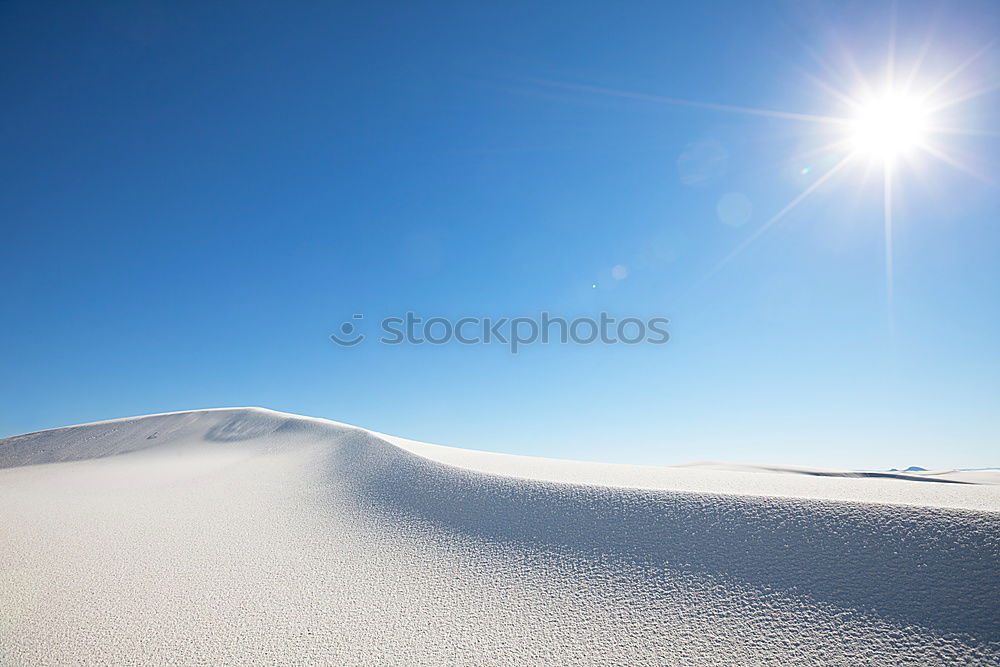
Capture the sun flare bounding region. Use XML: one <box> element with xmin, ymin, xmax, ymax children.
<box><xmin>850</xmin><ymin>92</ymin><xmax>929</xmax><ymax>161</ymax></box>
<box><xmin>542</xmin><ymin>30</ymin><xmax>995</xmax><ymax>315</ymax></box>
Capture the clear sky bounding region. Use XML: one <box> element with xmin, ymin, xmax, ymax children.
<box><xmin>2</xmin><ymin>1</ymin><xmax>997</xmax><ymax>469</ymax></box>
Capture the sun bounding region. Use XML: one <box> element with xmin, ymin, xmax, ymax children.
<box><xmin>538</xmin><ymin>30</ymin><xmax>994</xmax><ymax>310</ymax></box>
<box><xmin>849</xmin><ymin>92</ymin><xmax>929</xmax><ymax>161</ymax></box>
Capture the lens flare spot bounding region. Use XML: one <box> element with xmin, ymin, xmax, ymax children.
<box><xmin>717</xmin><ymin>192</ymin><xmax>753</xmax><ymax>227</ymax></box>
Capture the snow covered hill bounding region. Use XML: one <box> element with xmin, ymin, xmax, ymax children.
<box><xmin>1</xmin><ymin>408</ymin><xmax>997</xmax><ymax>665</ymax></box>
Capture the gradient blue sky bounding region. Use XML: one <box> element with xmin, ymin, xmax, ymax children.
<box><xmin>2</xmin><ymin>1</ymin><xmax>997</xmax><ymax>469</ymax></box>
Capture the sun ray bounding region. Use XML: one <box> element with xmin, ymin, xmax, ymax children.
<box><xmin>885</xmin><ymin>1</ymin><xmax>898</xmax><ymax>91</ymax></box>
<box><xmin>918</xmin><ymin>143</ymin><xmax>998</xmax><ymax>187</ymax></box>
<box><xmin>925</xmin><ymin>79</ymin><xmax>1000</xmax><ymax>114</ymax></box>
<box><xmin>706</xmin><ymin>154</ymin><xmax>854</xmax><ymax>277</ymax></box>
<box><xmin>792</xmin><ymin>26</ymin><xmax>871</xmax><ymax>109</ymax></box>
<box><xmin>777</xmin><ymin>138</ymin><xmax>855</xmax><ymax>177</ymax></box>
<box><xmin>791</xmin><ymin>137</ymin><xmax>855</xmax><ymax>163</ymax></box>
<box><xmin>902</xmin><ymin>17</ymin><xmax>938</xmax><ymax>95</ymax></box>
<box><xmin>922</xmin><ymin>38</ymin><xmax>997</xmax><ymax>101</ymax></box>
<box><xmin>820</xmin><ymin>29</ymin><xmax>878</xmax><ymax>103</ymax></box>
<box><xmin>800</xmin><ymin>69</ymin><xmax>862</xmax><ymax>111</ymax></box>
<box><xmin>883</xmin><ymin>163</ymin><xmax>897</xmax><ymax>339</ymax></box>
<box><xmin>883</xmin><ymin>163</ymin><xmax>894</xmax><ymax>306</ymax></box>
<box><xmin>526</xmin><ymin>78</ymin><xmax>852</xmax><ymax>126</ymax></box>
<box><xmin>859</xmin><ymin>153</ymin><xmax>879</xmax><ymax>187</ymax></box>
<box><xmin>924</xmin><ymin>126</ymin><xmax>1000</xmax><ymax>138</ymax></box>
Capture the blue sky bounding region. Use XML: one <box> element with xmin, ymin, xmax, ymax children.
<box><xmin>2</xmin><ymin>1</ymin><xmax>997</xmax><ymax>469</ymax></box>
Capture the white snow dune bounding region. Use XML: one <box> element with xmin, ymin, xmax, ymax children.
<box><xmin>0</xmin><ymin>408</ymin><xmax>997</xmax><ymax>665</ymax></box>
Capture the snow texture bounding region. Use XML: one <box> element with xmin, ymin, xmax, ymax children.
<box><xmin>1</xmin><ymin>407</ymin><xmax>998</xmax><ymax>665</ymax></box>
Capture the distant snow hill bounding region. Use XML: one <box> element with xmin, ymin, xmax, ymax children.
<box><xmin>1</xmin><ymin>408</ymin><xmax>998</xmax><ymax>665</ymax></box>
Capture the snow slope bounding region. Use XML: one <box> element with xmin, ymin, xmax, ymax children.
<box><xmin>1</xmin><ymin>408</ymin><xmax>998</xmax><ymax>665</ymax></box>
